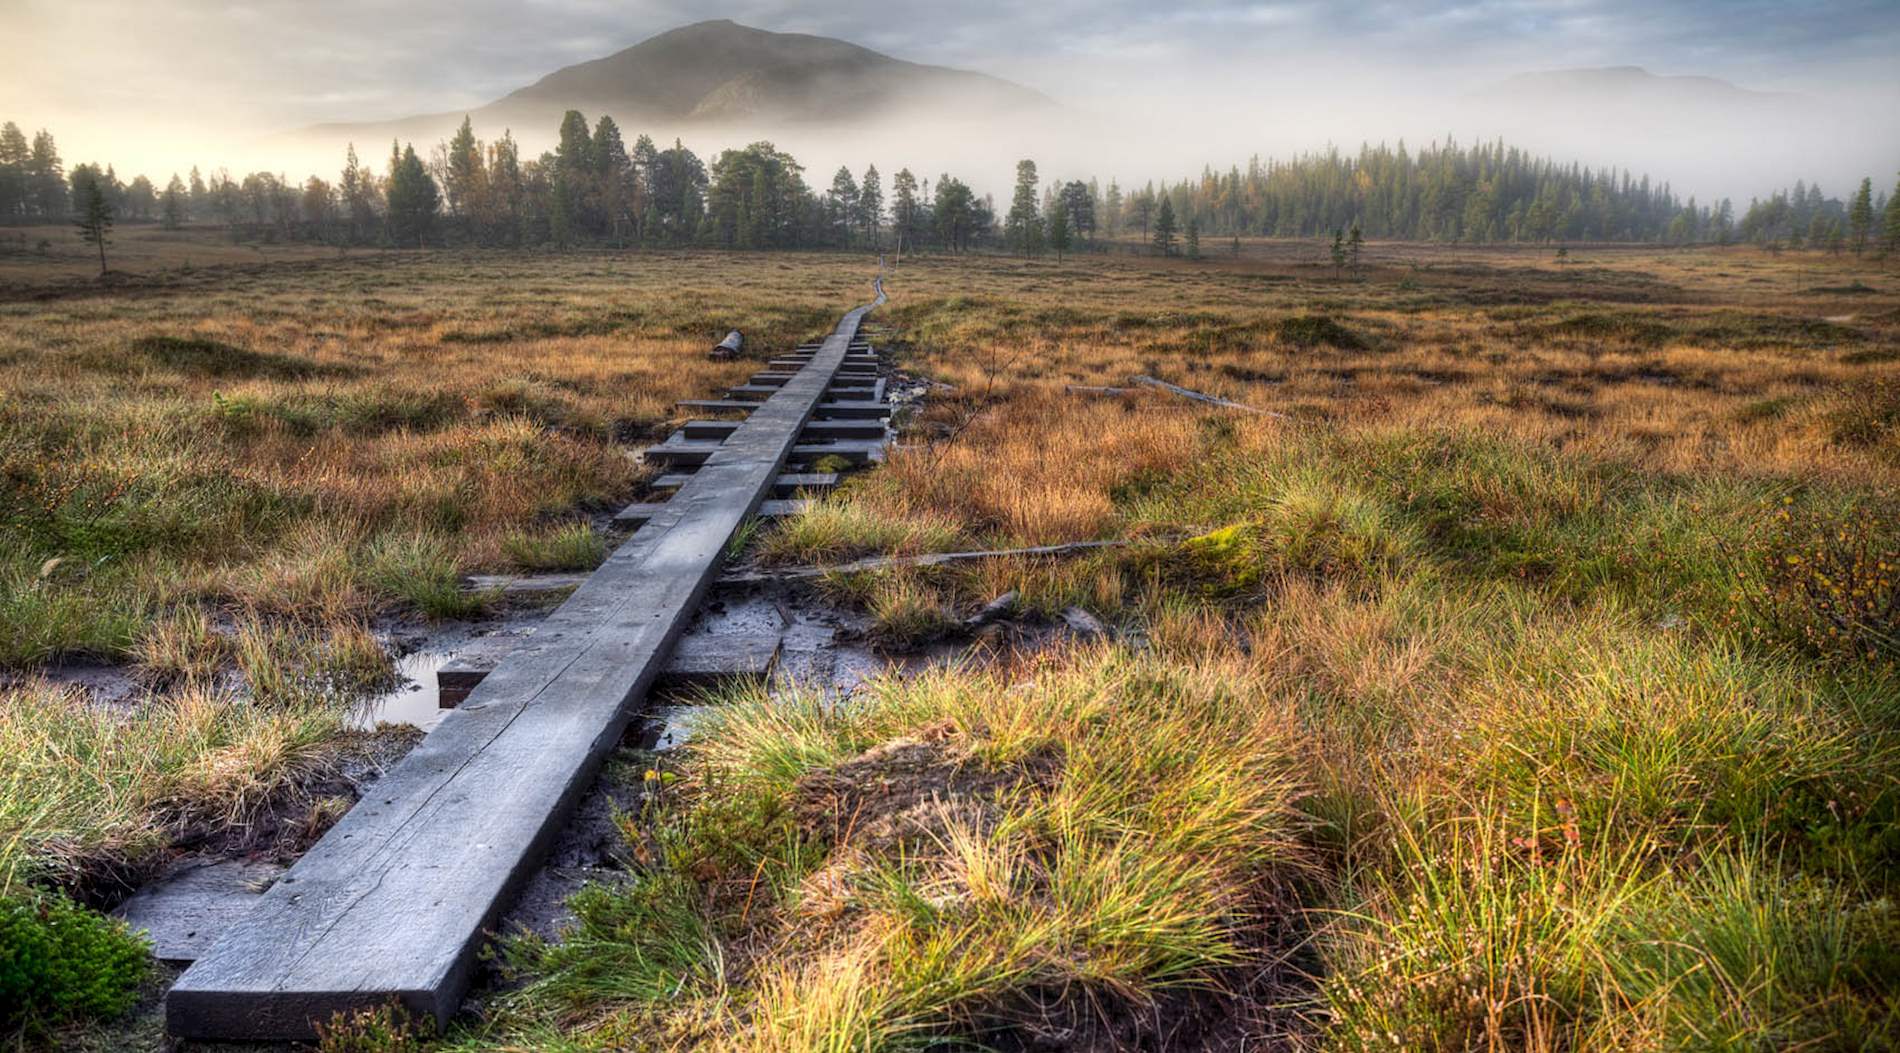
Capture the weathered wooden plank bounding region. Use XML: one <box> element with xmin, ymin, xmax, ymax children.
<box><xmin>685</xmin><ymin>419</ymin><xmax>885</xmax><ymax>441</ymax></box>
<box><xmin>651</xmin><ymin>471</ymin><xmax>838</xmax><ymax>495</ymax></box>
<box><xmin>167</xmin><ymin>283</ymin><xmax>885</xmax><ymax>1041</ymax></box>
<box><xmin>677</xmin><ymin>398</ymin><xmax>762</xmax><ymax>413</ymax></box>
<box><xmin>442</xmin><ymin>632</ymin><xmax>785</xmax><ymax>702</ymax></box>
<box><xmin>614</xmin><ymin>496</ymin><xmax>809</xmax><ymax>527</ymax></box>
<box><xmin>646</xmin><ymin>440</ymin><xmax>883</xmax><ymax>469</ymax></box>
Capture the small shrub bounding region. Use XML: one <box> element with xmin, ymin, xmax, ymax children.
<box><xmin>313</xmin><ymin>1000</ymin><xmax>433</xmax><ymax>1052</ymax></box>
<box><xmin>1828</xmin><ymin>377</ymin><xmax>1899</xmax><ymax>453</ymax></box>
<box><xmin>0</xmin><ymin>886</ymin><xmax>150</xmax><ymax>1030</ymax></box>
<box><xmin>1275</xmin><ymin>314</ymin><xmax>1366</xmax><ymax>350</ymax></box>
<box><xmin>1737</xmin><ymin>499</ymin><xmax>1898</xmax><ymax>667</ymax></box>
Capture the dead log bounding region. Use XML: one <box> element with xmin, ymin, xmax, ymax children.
<box><xmin>1131</xmin><ymin>375</ymin><xmax>1289</xmax><ymax>418</ymax></box>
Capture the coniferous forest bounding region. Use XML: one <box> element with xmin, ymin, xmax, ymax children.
<box><xmin>3</xmin><ymin>113</ymin><xmax>1897</xmax><ymax>256</ymax></box>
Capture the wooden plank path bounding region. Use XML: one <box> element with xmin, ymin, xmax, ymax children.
<box><xmin>166</xmin><ymin>277</ymin><xmax>889</xmax><ymax>1041</ymax></box>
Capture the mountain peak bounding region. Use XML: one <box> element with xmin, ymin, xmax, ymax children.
<box><xmin>493</xmin><ymin>19</ymin><xmax>1048</xmax><ymax>126</ymax></box>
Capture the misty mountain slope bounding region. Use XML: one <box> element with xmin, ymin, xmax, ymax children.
<box><xmin>1477</xmin><ymin>66</ymin><xmax>1804</xmax><ymax>108</ymax></box>
<box><xmin>313</xmin><ymin>19</ymin><xmax>1051</xmax><ymax>140</ymax></box>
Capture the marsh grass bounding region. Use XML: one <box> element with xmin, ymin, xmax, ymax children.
<box><xmin>487</xmin><ymin>243</ymin><xmax>1899</xmax><ymax>1050</ymax></box>
<box><xmin>0</xmin><ymin>681</ymin><xmax>348</xmax><ymax>891</ymax></box>
<box><xmin>477</xmin><ymin>650</ymin><xmax>1307</xmax><ymax>1049</ymax></box>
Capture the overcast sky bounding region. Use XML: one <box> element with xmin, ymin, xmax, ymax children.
<box><xmin>9</xmin><ymin>0</ymin><xmax>1897</xmax><ymax>126</ymax></box>
<box><xmin>4</xmin><ymin>0</ymin><xmax>1896</xmax><ymax>200</ymax></box>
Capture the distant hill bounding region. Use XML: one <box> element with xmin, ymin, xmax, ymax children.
<box><xmin>309</xmin><ymin>19</ymin><xmax>1052</xmax><ymax>141</ymax></box>
<box><xmin>1472</xmin><ymin>66</ymin><xmax>1805</xmax><ymax>113</ymax></box>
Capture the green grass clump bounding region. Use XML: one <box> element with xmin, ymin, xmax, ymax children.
<box><xmin>758</xmin><ymin>494</ymin><xmax>963</xmax><ymax>565</ymax></box>
<box><xmin>1318</xmin><ymin>828</ymin><xmax>1896</xmax><ymax>1050</ymax></box>
<box><xmin>362</xmin><ymin>532</ymin><xmax>494</xmax><ymax>620</ymax></box>
<box><xmin>502</xmin><ymin>522</ymin><xmax>607</xmax><ymax>572</ymax></box>
<box><xmin>0</xmin><ymin>557</ymin><xmax>143</xmax><ymax>668</ymax></box>
<box><xmin>0</xmin><ymin>886</ymin><xmax>149</xmax><ymax>1033</ymax></box>
<box><xmin>0</xmin><ymin>681</ymin><xmax>346</xmax><ymax>887</ymax></box>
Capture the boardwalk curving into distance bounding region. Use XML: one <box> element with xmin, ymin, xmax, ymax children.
<box><xmin>166</xmin><ymin>276</ymin><xmax>890</xmax><ymax>1041</ymax></box>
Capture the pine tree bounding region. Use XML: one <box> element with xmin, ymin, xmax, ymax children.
<box><xmin>1346</xmin><ymin>223</ymin><xmax>1364</xmax><ymax>272</ymax></box>
<box><xmin>1048</xmin><ymin>203</ymin><xmax>1071</xmax><ymax>261</ymax></box>
<box><xmin>891</xmin><ymin>168</ymin><xmax>920</xmax><ymax>256</ymax></box>
<box><xmin>72</xmin><ymin>173</ymin><xmax>112</xmax><ymax>275</ymax></box>
<box><xmin>1151</xmin><ymin>196</ymin><xmax>1177</xmax><ymax>256</ymax></box>
<box><xmin>1006</xmin><ymin>159</ymin><xmax>1041</xmax><ymax>256</ymax></box>
<box><xmin>1329</xmin><ymin>228</ymin><xmax>1346</xmax><ymax>276</ymax></box>
<box><xmin>26</xmin><ymin>129</ymin><xmax>64</xmax><ymax>220</ymax></box>
<box><xmin>1848</xmin><ymin>177</ymin><xmax>1874</xmax><ymax>256</ymax></box>
<box><xmin>858</xmin><ymin>165</ymin><xmax>882</xmax><ymax>250</ymax></box>
<box><xmin>444</xmin><ymin>116</ymin><xmax>488</xmax><ymax>239</ymax></box>
<box><xmin>594</xmin><ymin>115</ymin><xmax>630</xmax><ymax>243</ymax></box>
<box><xmin>1885</xmin><ymin>173</ymin><xmax>1900</xmax><ymax>255</ymax></box>
<box><xmin>385</xmin><ymin>143</ymin><xmax>438</xmax><ymax>248</ymax></box>
<box><xmin>160</xmin><ymin>174</ymin><xmax>185</xmax><ymax>229</ymax></box>
<box><xmin>1184</xmin><ymin>215</ymin><xmax>1200</xmax><ymax>258</ymax></box>
<box><xmin>0</xmin><ymin>122</ymin><xmax>26</xmax><ymax>221</ymax></box>
<box><xmin>828</xmin><ymin>166</ymin><xmax>858</xmax><ymax>248</ymax></box>
<box><xmin>1103</xmin><ymin>179</ymin><xmax>1123</xmax><ymax>238</ymax></box>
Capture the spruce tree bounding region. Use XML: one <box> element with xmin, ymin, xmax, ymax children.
<box><xmin>161</xmin><ymin>174</ymin><xmax>185</xmax><ymax>229</ymax></box>
<box><xmin>891</xmin><ymin>168</ymin><xmax>919</xmax><ymax>256</ymax></box>
<box><xmin>73</xmin><ymin>175</ymin><xmax>112</xmax><ymax>275</ymax></box>
<box><xmin>1848</xmin><ymin>177</ymin><xmax>1874</xmax><ymax>256</ymax></box>
<box><xmin>858</xmin><ymin>165</ymin><xmax>882</xmax><ymax>250</ymax></box>
<box><xmin>1151</xmin><ymin>196</ymin><xmax>1177</xmax><ymax>256</ymax></box>
<box><xmin>1885</xmin><ymin>173</ymin><xmax>1900</xmax><ymax>255</ymax></box>
<box><xmin>828</xmin><ymin>166</ymin><xmax>858</xmax><ymax>248</ymax></box>
<box><xmin>385</xmin><ymin>143</ymin><xmax>438</xmax><ymax>248</ymax></box>
<box><xmin>1048</xmin><ymin>204</ymin><xmax>1071</xmax><ymax>261</ymax></box>
<box><xmin>1184</xmin><ymin>216</ymin><xmax>1199</xmax><ymax>259</ymax></box>
<box><xmin>1346</xmin><ymin>223</ymin><xmax>1364</xmax><ymax>272</ymax></box>
<box><xmin>1006</xmin><ymin>159</ymin><xmax>1041</xmax><ymax>256</ymax></box>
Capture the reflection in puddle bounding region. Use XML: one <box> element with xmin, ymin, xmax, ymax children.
<box><xmin>350</xmin><ymin>648</ymin><xmax>453</xmax><ymax>732</ymax></box>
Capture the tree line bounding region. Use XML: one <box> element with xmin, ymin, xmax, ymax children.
<box><xmin>7</xmin><ymin>116</ymin><xmax>1899</xmax><ymax>259</ymax></box>
<box><xmin>1052</xmin><ymin>140</ymin><xmax>1900</xmax><ymax>252</ymax></box>
<box><xmin>0</xmin><ymin>114</ymin><xmax>1004</xmax><ymax>255</ymax></box>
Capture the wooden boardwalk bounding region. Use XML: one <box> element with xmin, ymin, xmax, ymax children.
<box><xmin>166</xmin><ymin>278</ymin><xmax>889</xmax><ymax>1041</ymax></box>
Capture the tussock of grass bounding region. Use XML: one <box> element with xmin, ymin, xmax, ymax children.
<box><xmin>502</xmin><ymin>522</ymin><xmax>607</xmax><ymax>572</ymax></box>
<box><xmin>481</xmin><ymin>649</ymin><xmax>1306</xmax><ymax>1048</ymax></box>
<box><xmin>363</xmin><ymin>531</ymin><xmax>494</xmax><ymax>620</ymax></box>
<box><xmin>757</xmin><ymin>494</ymin><xmax>963</xmax><ymax>565</ymax></box>
<box><xmin>0</xmin><ymin>681</ymin><xmax>346</xmax><ymax>889</ymax></box>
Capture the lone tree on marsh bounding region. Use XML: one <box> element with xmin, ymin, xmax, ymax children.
<box><xmin>1151</xmin><ymin>196</ymin><xmax>1177</xmax><ymax>256</ymax></box>
<box><xmin>1184</xmin><ymin>215</ymin><xmax>1200</xmax><ymax>259</ymax></box>
<box><xmin>1347</xmin><ymin>223</ymin><xmax>1364</xmax><ymax>272</ymax></box>
<box><xmin>1006</xmin><ymin>159</ymin><xmax>1042</xmax><ymax>257</ymax></box>
<box><xmin>73</xmin><ymin>173</ymin><xmax>112</xmax><ymax>275</ymax></box>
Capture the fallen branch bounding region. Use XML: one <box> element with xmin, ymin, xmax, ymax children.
<box><xmin>1065</xmin><ymin>384</ymin><xmax>1135</xmax><ymax>396</ymax></box>
<box><xmin>1131</xmin><ymin>375</ymin><xmax>1289</xmax><ymax>419</ymax></box>
<box><xmin>721</xmin><ymin>539</ymin><xmax>1135</xmax><ymax>584</ymax></box>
